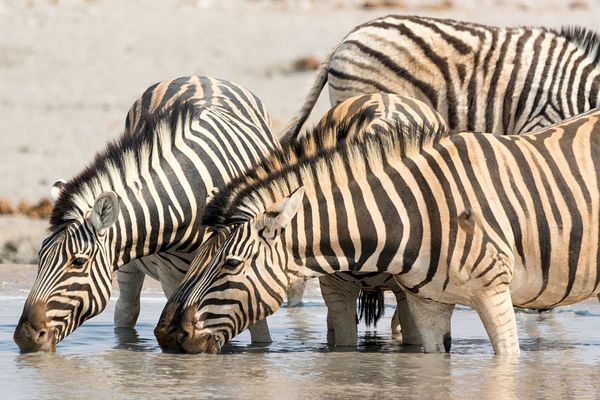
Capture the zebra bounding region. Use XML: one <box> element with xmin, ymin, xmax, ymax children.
<box><xmin>153</xmin><ymin>103</ymin><xmax>600</xmax><ymax>355</ymax></box>
<box><xmin>283</xmin><ymin>15</ymin><xmax>600</xmax><ymax>140</ymax></box>
<box><xmin>153</xmin><ymin>93</ymin><xmax>447</xmax><ymax>351</ymax></box>
<box><xmin>281</xmin><ymin>15</ymin><xmax>600</xmax><ymax>336</ymax></box>
<box><xmin>153</xmin><ymin>93</ymin><xmax>449</xmax><ymax>352</ymax></box>
<box><xmin>13</xmin><ymin>76</ymin><xmax>281</xmax><ymax>352</ymax></box>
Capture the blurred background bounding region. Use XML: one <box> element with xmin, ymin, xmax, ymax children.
<box><xmin>0</xmin><ymin>0</ymin><xmax>598</xmax><ymax>263</ymax></box>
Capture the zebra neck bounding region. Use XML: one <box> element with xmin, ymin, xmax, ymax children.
<box><xmin>284</xmin><ymin>178</ymin><xmax>419</xmax><ymax>279</ymax></box>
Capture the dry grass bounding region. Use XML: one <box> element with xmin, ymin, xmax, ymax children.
<box><xmin>0</xmin><ymin>198</ymin><xmax>53</xmax><ymax>219</ymax></box>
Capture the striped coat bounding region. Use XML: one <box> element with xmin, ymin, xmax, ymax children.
<box><xmin>283</xmin><ymin>15</ymin><xmax>600</xmax><ymax>340</ymax></box>
<box><xmin>152</xmin><ymin>106</ymin><xmax>600</xmax><ymax>354</ymax></box>
<box><xmin>283</xmin><ymin>15</ymin><xmax>600</xmax><ymax>139</ymax></box>
<box><xmin>13</xmin><ymin>76</ymin><xmax>280</xmax><ymax>352</ymax></box>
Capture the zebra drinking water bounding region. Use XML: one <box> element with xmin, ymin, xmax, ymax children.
<box><xmin>13</xmin><ymin>76</ymin><xmax>280</xmax><ymax>352</ymax></box>
<box><xmin>155</xmin><ymin>103</ymin><xmax>600</xmax><ymax>355</ymax></box>
<box><xmin>153</xmin><ymin>93</ymin><xmax>447</xmax><ymax>350</ymax></box>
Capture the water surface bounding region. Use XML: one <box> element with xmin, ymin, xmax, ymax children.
<box><xmin>1</xmin><ymin>294</ymin><xmax>600</xmax><ymax>399</ymax></box>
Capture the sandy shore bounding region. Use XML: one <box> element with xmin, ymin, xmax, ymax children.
<box><xmin>1</xmin><ymin>0</ymin><xmax>599</xmax><ymax>264</ymax></box>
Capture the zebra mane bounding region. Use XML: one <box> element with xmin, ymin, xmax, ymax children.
<box><xmin>558</xmin><ymin>26</ymin><xmax>600</xmax><ymax>64</ymax></box>
<box><xmin>203</xmin><ymin>115</ymin><xmax>447</xmax><ymax>228</ymax></box>
<box><xmin>49</xmin><ymin>101</ymin><xmax>196</xmax><ymax>231</ymax></box>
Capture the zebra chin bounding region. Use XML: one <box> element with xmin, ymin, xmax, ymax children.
<box><xmin>154</xmin><ymin>303</ymin><xmax>226</xmax><ymax>354</ymax></box>
<box><xmin>177</xmin><ymin>330</ymin><xmax>223</xmax><ymax>354</ymax></box>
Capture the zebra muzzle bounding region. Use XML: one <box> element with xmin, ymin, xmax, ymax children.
<box><xmin>178</xmin><ymin>330</ymin><xmax>221</xmax><ymax>354</ymax></box>
<box><xmin>13</xmin><ymin>301</ymin><xmax>56</xmax><ymax>353</ymax></box>
<box><xmin>176</xmin><ymin>306</ymin><xmax>221</xmax><ymax>354</ymax></box>
<box><xmin>154</xmin><ymin>302</ymin><xmax>182</xmax><ymax>353</ymax></box>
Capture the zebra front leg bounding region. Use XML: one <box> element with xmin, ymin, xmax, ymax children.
<box><xmin>472</xmin><ymin>289</ymin><xmax>519</xmax><ymax>354</ymax></box>
<box><xmin>114</xmin><ymin>262</ymin><xmax>146</xmax><ymax>328</ymax></box>
<box><xmin>320</xmin><ymin>275</ymin><xmax>361</xmax><ymax>346</ymax></box>
<box><xmin>405</xmin><ymin>292</ymin><xmax>454</xmax><ymax>353</ymax></box>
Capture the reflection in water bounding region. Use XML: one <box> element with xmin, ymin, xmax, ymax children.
<box><xmin>2</xmin><ymin>297</ymin><xmax>600</xmax><ymax>399</ymax></box>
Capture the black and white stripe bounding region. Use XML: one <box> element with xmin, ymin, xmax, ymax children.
<box><xmin>14</xmin><ymin>76</ymin><xmax>280</xmax><ymax>350</ymax></box>
<box><xmin>159</xmin><ymin>102</ymin><xmax>600</xmax><ymax>354</ymax></box>
<box><xmin>154</xmin><ymin>94</ymin><xmax>449</xmax><ymax>353</ymax></box>
<box><xmin>283</xmin><ymin>15</ymin><xmax>600</xmax><ymax>140</ymax></box>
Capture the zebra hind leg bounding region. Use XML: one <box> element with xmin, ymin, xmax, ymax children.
<box><xmin>248</xmin><ymin>319</ymin><xmax>273</xmax><ymax>343</ymax></box>
<box><xmin>320</xmin><ymin>275</ymin><xmax>361</xmax><ymax>346</ymax></box>
<box><xmin>405</xmin><ymin>292</ymin><xmax>454</xmax><ymax>353</ymax></box>
<box><xmin>114</xmin><ymin>262</ymin><xmax>146</xmax><ymax>328</ymax></box>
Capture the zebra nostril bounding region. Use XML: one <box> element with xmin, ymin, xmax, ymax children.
<box><xmin>177</xmin><ymin>330</ymin><xmax>189</xmax><ymax>342</ymax></box>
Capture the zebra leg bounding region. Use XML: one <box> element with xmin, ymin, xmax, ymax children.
<box><xmin>326</xmin><ymin>310</ymin><xmax>335</xmax><ymax>345</ymax></box>
<box><xmin>248</xmin><ymin>319</ymin><xmax>272</xmax><ymax>343</ymax></box>
<box><xmin>286</xmin><ymin>280</ymin><xmax>306</xmax><ymax>307</ymax></box>
<box><xmin>405</xmin><ymin>292</ymin><xmax>454</xmax><ymax>353</ymax></box>
<box><xmin>320</xmin><ymin>275</ymin><xmax>361</xmax><ymax>346</ymax></box>
<box><xmin>391</xmin><ymin>289</ymin><xmax>421</xmax><ymax>345</ymax></box>
<box><xmin>114</xmin><ymin>262</ymin><xmax>146</xmax><ymax>328</ymax></box>
<box><xmin>472</xmin><ymin>289</ymin><xmax>520</xmax><ymax>354</ymax></box>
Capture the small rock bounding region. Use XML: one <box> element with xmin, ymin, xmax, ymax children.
<box><xmin>0</xmin><ymin>237</ymin><xmax>39</xmax><ymax>264</ymax></box>
<box><xmin>362</xmin><ymin>0</ymin><xmax>405</xmax><ymax>9</ymax></box>
<box><xmin>26</xmin><ymin>198</ymin><xmax>53</xmax><ymax>219</ymax></box>
<box><xmin>292</xmin><ymin>56</ymin><xmax>321</xmax><ymax>72</ymax></box>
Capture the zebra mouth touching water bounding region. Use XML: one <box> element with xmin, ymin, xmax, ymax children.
<box><xmin>154</xmin><ymin>302</ymin><xmax>224</xmax><ymax>354</ymax></box>
<box><xmin>13</xmin><ymin>301</ymin><xmax>57</xmax><ymax>353</ymax></box>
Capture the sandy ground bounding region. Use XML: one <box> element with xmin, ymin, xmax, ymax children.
<box><xmin>1</xmin><ymin>0</ymin><xmax>599</xmax><ymax>265</ymax></box>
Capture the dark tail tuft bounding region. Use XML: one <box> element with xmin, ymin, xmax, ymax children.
<box><xmin>357</xmin><ymin>289</ymin><xmax>385</xmax><ymax>327</ymax></box>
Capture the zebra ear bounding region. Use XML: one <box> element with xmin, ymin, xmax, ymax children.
<box><xmin>50</xmin><ymin>179</ymin><xmax>67</xmax><ymax>204</ymax></box>
<box><xmin>266</xmin><ymin>187</ymin><xmax>305</xmax><ymax>230</ymax></box>
<box><xmin>88</xmin><ymin>191</ymin><xmax>120</xmax><ymax>234</ymax></box>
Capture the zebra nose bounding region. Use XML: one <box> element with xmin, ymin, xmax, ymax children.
<box><xmin>154</xmin><ymin>302</ymin><xmax>183</xmax><ymax>352</ymax></box>
<box><xmin>13</xmin><ymin>301</ymin><xmax>55</xmax><ymax>353</ymax></box>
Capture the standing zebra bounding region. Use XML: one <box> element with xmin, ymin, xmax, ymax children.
<box><xmin>13</xmin><ymin>76</ymin><xmax>280</xmax><ymax>352</ymax></box>
<box><xmin>282</xmin><ymin>15</ymin><xmax>600</xmax><ymax>335</ymax></box>
<box><xmin>153</xmin><ymin>93</ymin><xmax>448</xmax><ymax>352</ymax></box>
<box><xmin>155</xmin><ymin>105</ymin><xmax>600</xmax><ymax>355</ymax></box>
<box><xmin>284</xmin><ymin>15</ymin><xmax>600</xmax><ymax>140</ymax></box>
<box><xmin>153</xmin><ymin>93</ymin><xmax>447</xmax><ymax>351</ymax></box>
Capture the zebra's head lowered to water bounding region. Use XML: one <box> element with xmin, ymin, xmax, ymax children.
<box><xmin>14</xmin><ymin>102</ymin><xmax>209</xmax><ymax>352</ymax></box>
<box><xmin>155</xmin><ymin>187</ymin><xmax>306</xmax><ymax>354</ymax></box>
<box><xmin>14</xmin><ymin>187</ymin><xmax>121</xmax><ymax>352</ymax></box>
<box><xmin>154</xmin><ymin>104</ymin><xmax>449</xmax><ymax>353</ymax></box>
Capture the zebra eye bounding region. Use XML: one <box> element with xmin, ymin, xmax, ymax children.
<box><xmin>71</xmin><ymin>257</ymin><xmax>88</xmax><ymax>268</ymax></box>
<box><xmin>222</xmin><ymin>259</ymin><xmax>243</xmax><ymax>270</ymax></box>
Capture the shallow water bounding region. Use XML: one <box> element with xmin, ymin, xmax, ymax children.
<box><xmin>2</xmin><ymin>294</ymin><xmax>600</xmax><ymax>399</ymax></box>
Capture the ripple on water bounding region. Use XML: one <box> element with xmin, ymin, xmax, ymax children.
<box><xmin>2</xmin><ymin>297</ymin><xmax>600</xmax><ymax>399</ymax></box>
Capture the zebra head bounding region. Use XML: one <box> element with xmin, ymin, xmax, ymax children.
<box><xmin>14</xmin><ymin>182</ymin><xmax>121</xmax><ymax>352</ymax></box>
<box><xmin>155</xmin><ymin>187</ymin><xmax>305</xmax><ymax>354</ymax></box>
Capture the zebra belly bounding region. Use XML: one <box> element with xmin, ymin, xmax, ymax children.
<box><xmin>510</xmin><ymin>259</ymin><xmax>600</xmax><ymax>308</ymax></box>
<box><xmin>131</xmin><ymin>251</ymin><xmax>195</xmax><ymax>290</ymax></box>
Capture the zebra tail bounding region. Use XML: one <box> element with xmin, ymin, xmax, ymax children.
<box><xmin>357</xmin><ymin>289</ymin><xmax>385</xmax><ymax>328</ymax></box>
<box><xmin>279</xmin><ymin>49</ymin><xmax>334</xmax><ymax>143</ymax></box>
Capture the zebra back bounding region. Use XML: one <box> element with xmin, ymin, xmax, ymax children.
<box><xmin>283</xmin><ymin>15</ymin><xmax>600</xmax><ymax>139</ymax></box>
